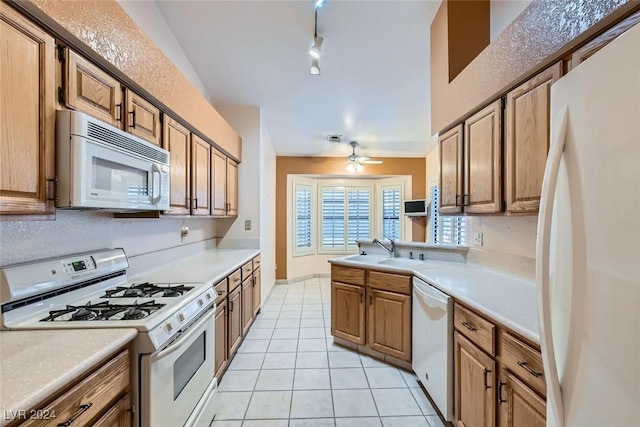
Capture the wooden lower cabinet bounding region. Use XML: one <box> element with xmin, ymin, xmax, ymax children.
<box><xmin>454</xmin><ymin>331</ymin><xmax>495</xmax><ymax>427</ymax></box>
<box><xmin>331</xmin><ymin>281</ymin><xmax>366</xmax><ymax>345</ymax></box>
<box><xmin>241</xmin><ymin>277</ymin><xmax>254</xmax><ymax>335</ymax></box>
<box><xmin>498</xmin><ymin>370</ymin><xmax>546</xmax><ymax>427</ymax></box>
<box><xmin>228</xmin><ymin>286</ymin><xmax>242</xmax><ymax>355</ymax></box>
<box><xmin>367</xmin><ymin>288</ymin><xmax>411</xmax><ymax>361</ymax></box>
<box><xmin>252</xmin><ymin>267</ymin><xmax>261</xmax><ymax>317</ymax></box>
<box><xmin>92</xmin><ymin>394</ymin><xmax>132</xmax><ymax>427</ymax></box>
<box><xmin>215</xmin><ymin>299</ymin><xmax>228</xmax><ymax>379</ymax></box>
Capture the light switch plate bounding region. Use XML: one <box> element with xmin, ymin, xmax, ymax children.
<box><xmin>473</xmin><ymin>232</ymin><xmax>483</xmax><ymax>246</ymax></box>
<box><xmin>244</xmin><ymin>220</ymin><xmax>251</xmax><ymax>231</ymax></box>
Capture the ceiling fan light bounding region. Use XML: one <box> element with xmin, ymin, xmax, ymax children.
<box><xmin>347</xmin><ymin>162</ymin><xmax>361</xmax><ymax>173</ymax></box>
<box><xmin>310</xmin><ymin>57</ymin><xmax>320</xmax><ymax>75</ymax></box>
<box><xmin>309</xmin><ymin>36</ymin><xmax>324</xmax><ymax>59</ymax></box>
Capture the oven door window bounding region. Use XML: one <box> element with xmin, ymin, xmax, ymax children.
<box><xmin>174</xmin><ymin>331</ymin><xmax>206</xmax><ymax>400</ymax></box>
<box><xmin>92</xmin><ymin>157</ymin><xmax>150</xmax><ymax>203</ymax></box>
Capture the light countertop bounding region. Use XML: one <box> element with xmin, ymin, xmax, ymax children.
<box><xmin>0</xmin><ymin>328</ymin><xmax>137</xmax><ymax>426</ymax></box>
<box><xmin>329</xmin><ymin>255</ymin><xmax>539</xmax><ymax>344</ymax></box>
<box><xmin>131</xmin><ymin>248</ymin><xmax>260</xmax><ymax>285</ymax></box>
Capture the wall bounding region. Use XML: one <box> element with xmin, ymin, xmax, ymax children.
<box><xmin>116</xmin><ymin>0</ymin><xmax>211</xmax><ymax>103</ymax></box>
<box><xmin>490</xmin><ymin>0</ymin><xmax>533</xmax><ymax>42</ymax></box>
<box><xmin>275</xmin><ymin>157</ymin><xmax>426</xmax><ymax>280</ymax></box>
<box><xmin>259</xmin><ymin>116</ymin><xmax>277</xmax><ymax>301</ymax></box>
<box><xmin>431</xmin><ymin>0</ymin><xmax>637</xmax><ymax>132</ymax></box>
<box><xmin>0</xmin><ymin>212</ymin><xmax>219</xmax><ymax>274</ymax></box>
<box><xmin>425</xmin><ymin>146</ymin><xmax>536</xmax><ymax>259</ymax></box>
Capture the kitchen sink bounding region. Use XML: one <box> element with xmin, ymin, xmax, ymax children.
<box><xmin>377</xmin><ymin>257</ymin><xmax>425</xmax><ymax>267</ymax></box>
<box><xmin>343</xmin><ymin>254</ymin><xmax>385</xmax><ymax>263</ymax></box>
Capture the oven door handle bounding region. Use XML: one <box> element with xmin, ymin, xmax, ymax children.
<box><xmin>151</xmin><ymin>307</ymin><xmax>215</xmax><ymax>362</ymax></box>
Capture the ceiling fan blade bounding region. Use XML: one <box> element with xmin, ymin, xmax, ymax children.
<box><xmin>356</xmin><ymin>156</ymin><xmax>371</xmax><ymax>162</ymax></box>
<box><xmin>361</xmin><ymin>159</ymin><xmax>383</xmax><ymax>165</ymax></box>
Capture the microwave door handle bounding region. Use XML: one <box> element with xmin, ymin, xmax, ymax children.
<box><xmin>151</xmin><ymin>164</ymin><xmax>162</xmax><ymax>204</ymax></box>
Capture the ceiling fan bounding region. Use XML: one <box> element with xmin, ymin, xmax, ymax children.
<box><xmin>346</xmin><ymin>141</ymin><xmax>383</xmax><ymax>172</ymax></box>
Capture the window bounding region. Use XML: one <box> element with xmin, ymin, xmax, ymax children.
<box><xmin>430</xmin><ymin>185</ymin><xmax>466</xmax><ymax>245</ymax></box>
<box><xmin>294</xmin><ymin>183</ymin><xmax>313</xmax><ymax>255</ymax></box>
<box><xmin>320</xmin><ymin>186</ymin><xmax>371</xmax><ymax>252</ymax></box>
<box><xmin>380</xmin><ymin>186</ymin><xmax>401</xmax><ymax>240</ymax></box>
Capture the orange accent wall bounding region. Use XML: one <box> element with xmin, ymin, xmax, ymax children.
<box><xmin>447</xmin><ymin>0</ymin><xmax>490</xmax><ymax>82</ymax></box>
<box><xmin>275</xmin><ymin>157</ymin><xmax>426</xmax><ymax>280</ymax></box>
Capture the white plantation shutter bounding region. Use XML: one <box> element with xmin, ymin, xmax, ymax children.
<box><xmin>381</xmin><ymin>187</ymin><xmax>401</xmax><ymax>240</ymax></box>
<box><xmin>321</xmin><ymin>188</ymin><xmax>346</xmax><ymax>249</ymax></box>
<box><xmin>347</xmin><ymin>189</ymin><xmax>370</xmax><ymax>246</ymax></box>
<box><xmin>431</xmin><ymin>185</ymin><xmax>466</xmax><ymax>245</ymax></box>
<box><xmin>294</xmin><ymin>184</ymin><xmax>313</xmax><ymax>255</ymax></box>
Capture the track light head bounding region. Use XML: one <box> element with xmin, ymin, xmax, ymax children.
<box><xmin>309</xmin><ymin>36</ymin><xmax>324</xmax><ymax>59</ymax></box>
<box><xmin>310</xmin><ymin>57</ymin><xmax>320</xmax><ymax>75</ymax></box>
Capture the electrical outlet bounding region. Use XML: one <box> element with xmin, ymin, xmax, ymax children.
<box><xmin>244</xmin><ymin>220</ymin><xmax>251</xmax><ymax>231</ymax></box>
<box><xmin>473</xmin><ymin>232</ymin><xmax>483</xmax><ymax>246</ymax></box>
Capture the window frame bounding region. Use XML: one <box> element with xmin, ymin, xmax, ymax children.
<box><xmin>293</xmin><ymin>182</ymin><xmax>314</xmax><ymax>256</ymax></box>
<box><xmin>430</xmin><ymin>185</ymin><xmax>467</xmax><ymax>245</ymax></box>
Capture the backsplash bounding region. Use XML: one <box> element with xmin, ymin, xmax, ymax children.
<box><xmin>0</xmin><ymin>211</ymin><xmax>221</xmax><ymax>268</ymax></box>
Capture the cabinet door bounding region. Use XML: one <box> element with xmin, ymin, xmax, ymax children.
<box><xmin>226</xmin><ymin>158</ymin><xmax>238</xmax><ymax>216</ymax></box>
<box><xmin>252</xmin><ymin>267</ymin><xmax>261</xmax><ymax>317</ymax></box>
<box><xmin>215</xmin><ymin>299</ymin><xmax>228</xmax><ymax>380</ymax></box>
<box><xmin>464</xmin><ymin>100</ymin><xmax>502</xmax><ymax>214</ymax></box>
<box><xmin>65</xmin><ymin>49</ymin><xmax>123</xmax><ymax>126</ymax></box>
<box><xmin>367</xmin><ymin>288</ymin><xmax>411</xmax><ymax>361</ymax></box>
<box><xmin>211</xmin><ymin>148</ymin><xmax>228</xmax><ymax>216</ymax></box>
<box><xmin>241</xmin><ymin>277</ymin><xmax>254</xmax><ymax>336</ymax></box>
<box><xmin>455</xmin><ymin>331</ymin><xmax>495</xmax><ymax>427</ymax></box>
<box><xmin>505</xmin><ymin>62</ymin><xmax>561</xmax><ymax>213</ymax></box>
<box><xmin>498</xmin><ymin>370</ymin><xmax>545</xmax><ymax>427</ymax></box>
<box><xmin>439</xmin><ymin>124</ymin><xmax>464</xmax><ymax>214</ymax></box>
<box><xmin>228</xmin><ymin>287</ymin><xmax>242</xmax><ymax>355</ymax></box>
<box><xmin>191</xmin><ymin>134</ymin><xmax>211</xmax><ymax>215</ymax></box>
<box><xmin>331</xmin><ymin>281</ymin><xmax>365</xmax><ymax>345</ymax></box>
<box><xmin>92</xmin><ymin>393</ymin><xmax>133</xmax><ymax>427</ymax></box>
<box><xmin>163</xmin><ymin>117</ymin><xmax>191</xmax><ymax>215</ymax></box>
<box><xmin>0</xmin><ymin>4</ymin><xmax>56</xmax><ymax>216</ymax></box>
<box><xmin>124</xmin><ymin>88</ymin><xmax>161</xmax><ymax>146</ymax></box>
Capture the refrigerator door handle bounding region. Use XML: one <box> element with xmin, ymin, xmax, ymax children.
<box><xmin>536</xmin><ymin>105</ymin><xmax>568</xmax><ymax>427</ymax></box>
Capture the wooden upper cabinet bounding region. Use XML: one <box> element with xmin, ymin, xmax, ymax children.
<box><xmin>65</xmin><ymin>49</ymin><xmax>123</xmax><ymax>126</ymax></box>
<box><xmin>163</xmin><ymin>117</ymin><xmax>191</xmax><ymax>215</ymax></box>
<box><xmin>367</xmin><ymin>288</ymin><xmax>411</xmax><ymax>361</ymax></box>
<box><xmin>498</xmin><ymin>370</ymin><xmax>546</xmax><ymax>427</ymax></box>
<box><xmin>124</xmin><ymin>89</ymin><xmax>161</xmax><ymax>146</ymax></box>
<box><xmin>226</xmin><ymin>158</ymin><xmax>239</xmax><ymax>216</ymax></box>
<box><xmin>211</xmin><ymin>148</ymin><xmax>227</xmax><ymax>216</ymax></box>
<box><xmin>455</xmin><ymin>331</ymin><xmax>496</xmax><ymax>427</ymax></box>
<box><xmin>464</xmin><ymin>100</ymin><xmax>502</xmax><ymax>214</ymax></box>
<box><xmin>331</xmin><ymin>281</ymin><xmax>366</xmax><ymax>345</ymax></box>
<box><xmin>439</xmin><ymin>124</ymin><xmax>464</xmax><ymax>214</ymax></box>
<box><xmin>0</xmin><ymin>4</ymin><xmax>56</xmax><ymax>216</ymax></box>
<box><xmin>505</xmin><ymin>62</ymin><xmax>561</xmax><ymax>214</ymax></box>
<box><xmin>570</xmin><ymin>10</ymin><xmax>640</xmax><ymax>70</ymax></box>
<box><xmin>191</xmin><ymin>134</ymin><xmax>211</xmax><ymax>215</ymax></box>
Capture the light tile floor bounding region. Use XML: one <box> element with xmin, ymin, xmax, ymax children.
<box><xmin>198</xmin><ymin>277</ymin><xmax>447</xmax><ymax>427</ymax></box>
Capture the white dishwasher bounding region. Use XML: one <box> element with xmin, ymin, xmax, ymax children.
<box><xmin>412</xmin><ymin>276</ymin><xmax>453</xmax><ymax>422</ymax></box>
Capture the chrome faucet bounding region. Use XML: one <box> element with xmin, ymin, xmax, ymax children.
<box><xmin>372</xmin><ymin>238</ymin><xmax>396</xmax><ymax>257</ymax></box>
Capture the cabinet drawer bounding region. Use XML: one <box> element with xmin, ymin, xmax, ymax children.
<box><xmin>331</xmin><ymin>265</ymin><xmax>365</xmax><ymax>286</ymax></box>
<box><xmin>228</xmin><ymin>269</ymin><xmax>242</xmax><ymax>292</ymax></box>
<box><xmin>241</xmin><ymin>261</ymin><xmax>253</xmax><ymax>281</ymax></box>
<box><xmin>501</xmin><ymin>332</ymin><xmax>546</xmax><ymax>396</ymax></box>
<box><xmin>454</xmin><ymin>303</ymin><xmax>495</xmax><ymax>355</ymax></box>
<box><xmin>214</xmin><ymin>279</ymin><xmax>228</xmax><ymax>305</ymax></box>
<box><xmin>253</xmin><ymin>255</ymin><xmax>261</xmax><ymax>270</ymax></box>
<box><xmin>369</xmin><ymin>271</ymin><xmax>411</xmax><ymax>295</ymax></box>
<box><xmin>22</xmin><ymin>350</ymin><xmax>129</xmax><ymax>427</ymax></box>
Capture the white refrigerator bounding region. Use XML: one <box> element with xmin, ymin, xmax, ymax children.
<box><xmin>537</xmin><ymin>21</ymin><xmax>640</xmax><ymax>427</ymax></box>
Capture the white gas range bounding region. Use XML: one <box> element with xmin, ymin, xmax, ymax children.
<box><xmin>0</xmin><ymin>248</ymin><xmax>217</xmax><ymax>427</ymax></box>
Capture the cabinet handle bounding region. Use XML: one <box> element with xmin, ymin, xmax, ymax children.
<box><xmin>194</xmin><ymin>198</ymin><xmax>198</xmax><ymax>209</ymax></box>
<box><xmin>129</xmin><ymin>110</ymin><xmax>136</xmax><ymax>128</ymax></box>
<box><xmin>483</xmin><ymin>368</ymin><xmax>491</xmax><ymax>390</ymax></box>
<box><xmin>498</xmin><ymin>380</ymin><xmax>507</xmax><ymax>404</ymax></box>
<box><xmin>229</xmin><ymin>301</ymin><xmax>233</xmax><ymax>312</ymax></box>
<box><xmin>455</xmin><ymin>195</ymin><xmax>461</xmax><ymax>207</ymax></box>
<box><xmin>517</xmin><ymin>360</ymin><xmax>543</xmax><ymax>378</ymax></box>
<box><xmin>360</xmin><ymin>290</ymin><xmax>364</xmax><ymax>304</ymax></box>
<box><xmin>461</xmin><ymin>321</ymin><xmax>477</xmax><ymax>332</ymax></box>
<box><xmin>369</xmin><ymin>294</ymin><xmax>373</xmax><ymax>306</ymax></box>
<box><xmin>217</xmin><ymin>290</ymin><xmax>223</xmax><ymax>296</ymax></box>
<box><xmin>115</xmin><ymin>103</ymin><xmax>123</xmax><ymax>122</ymax></box>
<box><xmin>463</xmin><ymin>194</ymin><xmax>469</xmax><ymax>206</ymax></box>
<box><xmin>57</xmin><ymin>402</ymin><xmax>93</xmax><ymax>426</ymax></box>
<box><xmin>126</xmin><ymin>405</ymin><xmax>136</xmax><ymax>414</ymax></box>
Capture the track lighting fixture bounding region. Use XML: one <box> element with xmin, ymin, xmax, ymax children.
<box><xmin>310</xmin><ymin>57</ymin><xmax>320</xmax><ymax>75</ymax></box>
<box><xmin>314</xmin><ymin>0</ymin><xmax>326</xmax><ymax>9</ymax></box>
<box><xmin>309</xmin><ymin>35</ymin><xmax>324</xmax><ymax>59</ymax></box>
<box><xmin>309</xmin><ymin>8</ymin><xmax>323</xmax><ymax>75</ymax></box>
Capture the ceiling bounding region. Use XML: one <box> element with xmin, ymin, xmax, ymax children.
<box><xmin>155</xmin><ymin>0</ymin><xmax>442</xmax><ymax>158</ymax></box>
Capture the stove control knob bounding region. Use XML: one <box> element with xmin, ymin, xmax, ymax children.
<box><xmin>164</xmin><ymin>322</ymin><xmax>173</xmax><ymax>333</ymax></box>
<box><xmin>197</xmin><ymin>298</ymin><xmax>204</xmax><ymax>307</ymax></box>
<box><xmin>177</xmin><ymin>313</ymin><xmax>185</xmax><ymax>323</ymax></box>
<box><xmin>205</xmin><ymin>293</ymin><xmax>212</xmax><ymax>301</ymax></box>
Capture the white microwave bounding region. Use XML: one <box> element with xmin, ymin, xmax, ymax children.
<box><xmin>56</xmin><ymin>110</ymin><xmax>170</xmax><ymax>211</ymax></box>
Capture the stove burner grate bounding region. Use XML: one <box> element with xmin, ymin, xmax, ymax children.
<box><xmin>102</xmin><ymin>282</ymin><xmax>194</xmax><ymax>299</ymax></box>
<box><xmin>40</xmin><ymin>300</ymin><xmax>165</xmax><ymax>322</ymax></box>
